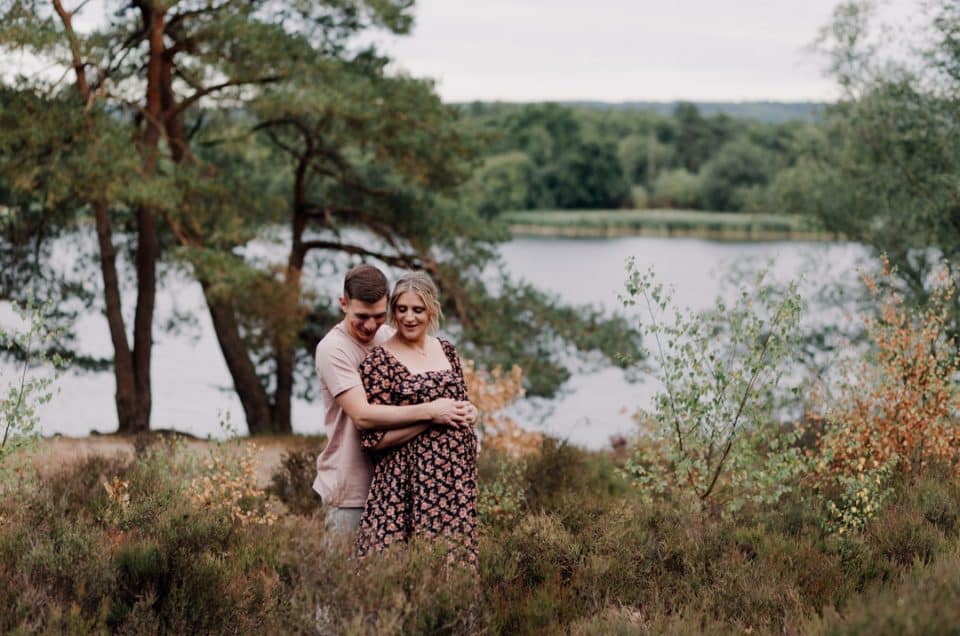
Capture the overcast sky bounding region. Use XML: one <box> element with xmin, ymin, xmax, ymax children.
<box><xmin>7</xmin><ymin>0</ymin><xmax>922</xmax><ymax>103</ymax></box>
<box><xmin>369</xmin><ymin>0</ymin><xmax>922</xmax><ymax>102</ymax></box>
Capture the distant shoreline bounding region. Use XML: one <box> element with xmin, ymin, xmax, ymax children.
<box><xmin>504</xmin><ymin>209</ymin><xmax>841</xmax><ymax>242</ymax></box>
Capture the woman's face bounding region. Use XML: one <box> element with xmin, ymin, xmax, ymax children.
<box><xmin>393</xmin><ymin>291</ymin><xmax>430</xmax><ymax>342</ymax></box>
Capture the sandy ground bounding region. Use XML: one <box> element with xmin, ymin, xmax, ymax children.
<box><xmin>28</xmin><ymin>434</ymin><xmax>324</xmax><ymax>488</ymax></box>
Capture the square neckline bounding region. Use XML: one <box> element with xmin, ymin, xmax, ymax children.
<box><xmin>378</xmin><ymin>341</ymin><xmax>454</xmax><ymax>377</ymax></box>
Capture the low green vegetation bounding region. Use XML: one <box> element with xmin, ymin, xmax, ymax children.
<box><xmin>503</xmin><ymin>209</ymin><xmax>832</xmax><ymax>240</ymax></box>
<box><xmin>2</xmin><ymin>438</ymin><xmax>959</xmax><ymax>634</ymax></box>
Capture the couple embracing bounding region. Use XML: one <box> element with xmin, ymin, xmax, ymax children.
<box><xmin>312</xmin><ymin>264</ymin><xmax>479</xmax><ymax>566</ymax></box>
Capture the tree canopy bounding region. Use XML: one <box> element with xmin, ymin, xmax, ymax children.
<box><xmin>0</xmin><ymin>0</ymin><xmax>642</xmax><ymax>435</ymax></box>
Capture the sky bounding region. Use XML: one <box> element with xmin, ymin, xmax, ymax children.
<box><xmin>6</xmin><ymin>0</ymin><xmax>923</xmax><ymax>103</ymax></box>
<box><xmin>368</xmin><ymin>0</ymin><xmax>922</xmax><ymax>103</ymax></box>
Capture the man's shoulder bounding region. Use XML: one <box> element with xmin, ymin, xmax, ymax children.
<box><xmin>315</xmin><ymin>322</ymin><xmax>353</xmax><ymax>361</ymax></box>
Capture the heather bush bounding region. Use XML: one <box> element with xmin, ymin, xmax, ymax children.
<box><xmin>0</xmin><ymin>443</ymin><xmax>282</xmax><ymax>634</ymax></box>
<box><xmin>808</xmin><ymin>551</ymin><xmax>960</xmax><ymax>634</ymax></box>
<box><xmin>477</xmin><ymin>451</ymin><xmax>526</xmax><ymax>528</ymax></box>
<box><xmin>267</xmin><ymin>440</ymin><xmax>326</xmax><ymax>516</ymax></box>
<box><xmin>4</xmin><ymin>410</ymin><xmax>960</xmax><ymax>634</ymax></box>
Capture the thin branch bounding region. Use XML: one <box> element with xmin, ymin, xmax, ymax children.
<box><xmin>169</xmin><ymin>75</ymin><xmax>283</xmax><ymax>119</ymax></box>
<box><xmin>701</xmin><ymin>303</ymin><xmax>790</xmax><ymax>500</ymax></box>
<box><xmin>2</xmin><ymin>326</ymin><xmax>35</xmax><ymax>448</ymax></box>
<box><xmin>300</xmin><ymin>240</ymin><xmax>419</xmax><ymax>269</ymax></box>
<box><xmin>52</xmin><ymin>0</ymin><xmax>90</xmax><ymax>99</ymax></box>
<box><xmin>185</xmin><ymin>110</ymin><xmax>206</xmax><ymax>141</ymax></box>
<box><xmin>166</xmin><ymin>1</ymin><xmax>235</xmax><ymax>31</ymax></box>
<box><xmin>640</xmin><ymin>285</ymin><xmax>686</xmax><ymax>456</ymax></box>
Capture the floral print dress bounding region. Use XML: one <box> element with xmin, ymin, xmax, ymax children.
<box><xmin>355</xmin><ymin>339</ymin><xmax>478</xmax><ymax>566</ymax></box>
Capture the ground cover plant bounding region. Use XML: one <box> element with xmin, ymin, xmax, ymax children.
<box><xmin>2</xmin><ymin>436</ymin><xmax>960</xmax><ymax>634</ymax></box>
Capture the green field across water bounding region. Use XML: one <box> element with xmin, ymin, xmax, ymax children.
<box><xmin>504</xmin><ymin>209</ymin><xmax>839</xmax><ymax>241</ymax></box>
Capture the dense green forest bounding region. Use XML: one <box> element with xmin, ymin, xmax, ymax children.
<box><xmin>460</xmin><ymin>100</ymin><xmax>826</xmax><ymax>216</ymax></box>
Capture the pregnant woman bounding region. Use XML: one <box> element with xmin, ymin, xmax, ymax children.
<box><xmin>355</xmin><ymin>271</ymin><xmax>478</xmax><ymax>566</ymax></box>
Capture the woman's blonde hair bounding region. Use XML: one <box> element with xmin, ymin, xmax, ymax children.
<box><xmin>388</xmin><ymin>271</ymin><xmax>443</xmax><ymax>334</ymax></box>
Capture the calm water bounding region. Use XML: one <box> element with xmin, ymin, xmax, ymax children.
<box><xmin>12</xmin><ymin>236</ymin><xmax>868</xmax><ymax>447</ymax></box>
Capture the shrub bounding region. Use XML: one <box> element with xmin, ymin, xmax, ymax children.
<box><xmin>0</xmin><ymin>299</ymin><xmax>66</xmax><ymax>472</ymax></box>
<box><xmin>461</xmin><ymin>359</ymin><xmax>540</xmax><ymax>458</ymax></box>
<box><xmin>817</xmin><ymin>258</ymin><xmax>960</xmax><ymax>475</ymax></box>
<box><xmin>630</xmin><ymin>184</ymin><xmax>649</xmax><ymax>209</ymax></box>
<box><xmin>267</xmin><ymin>441</ymin><xmax>325</xmax><ymax>516</ymax></box>
<box><xmin>477</xmin><ymin>451</ymin><xmax>527</xmax><ymax>528</ymax></box>
<box><xmin>650</xmin><ymin>168</ymin><xmax>702</xmax><ymax>209</ymax></box>
<box><xmin>812</xmin><ymin>258</ymin><xmax>960</xmax><ymax>531</ymax></box>
<box><xmin>621</xmin><ymin>262</ymin><xmax>808</xmax><ymax>513</ymax></box>
<box><xmin>187</xmin><ymin>440</ymin><xmax>277</xmax><ymax>526</ymax></box>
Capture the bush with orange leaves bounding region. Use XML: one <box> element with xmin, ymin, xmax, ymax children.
<box><xmin>813</xmin><ymin>258</ymin><xmax>960</xmax><ymax>530</ymax></box>
<box><xmin>815</xmin><ymin>258</ymin><xmax>960</xmax><ymax>477</ymax></box>
<box><xmin>187</xmin><ymin>441</ymin><xmax>278</xmax><ymax>526</ymax></box>
<box><xmin>462</xmin><ymin>360</ymin><xmax>538</xmax><ymax>527</ymax></box>
<box><xmin>461</xmin><ymin>359</ymin><xmax>542</xmax><ymax>458</ymax></box>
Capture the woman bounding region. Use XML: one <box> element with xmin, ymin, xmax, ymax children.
<box><xmin>355</xmin><ymin>271</ymin><xmax>478</xmax><ymax>566</ymax></box>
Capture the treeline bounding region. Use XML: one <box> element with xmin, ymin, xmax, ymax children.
<box><xmin>461</xmin><ymin>101</ymin><xmax>825</xmax><ymax>215</ymax></box>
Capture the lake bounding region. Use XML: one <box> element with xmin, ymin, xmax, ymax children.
<box><xmin>14</xmin><ymin>235</ymin><xmax>869</xmax><ymax>448</ymax></box>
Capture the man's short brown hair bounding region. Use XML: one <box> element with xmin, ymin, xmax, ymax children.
<box><xmin>343</xmin><ymin>264</ymin><xmax>388</xmax><ymax>303</ymax></box>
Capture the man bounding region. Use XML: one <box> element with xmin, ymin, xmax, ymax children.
<box><xmin>313</xmin><ymin>264</ymin><xmax>475</xmax><ymax>536</ymax></box>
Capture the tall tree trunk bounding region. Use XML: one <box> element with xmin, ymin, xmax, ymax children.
<box><xmin>56</xmin><ymin>1</ymin><xmax>154</xmax><ymax>433</ymax></box>
<box><xmin>92</xmin><ymin>201</ymin><xmax>138</xmax><ymax>430</ymax></box>
<box><xmin>268</xmin><ymin>170</ymin><xmax>312</xmax><ymax>434</ymax></box>
<box><xmin>271</xmin><ymin>345</ymin><xmax>294</xmax><ymax>434</ymax></box>
<box><xmin>116</xmin><ymin>6</ymin><xmax>167</xmax><ymax>433</ymax></box>
<box><xmin>200</xmin><ymin>281</ymin><xmax>277</xmax><ymax>434</ymax></box>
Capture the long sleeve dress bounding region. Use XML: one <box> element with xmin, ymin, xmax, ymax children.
<box><xmin>355</xmin><ymin>339</ymin><xmax>478</xmax><ymax>566</ymax></box>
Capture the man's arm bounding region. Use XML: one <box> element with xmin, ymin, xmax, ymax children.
<box><xmin>335</xmin><ymin>385</ymin><xmax>471</xmax><ymax>431</ymax></box>
<box><xmin>372</xmin><ymin>423</ymin><xmax>430</xmax><ymax>450</ymax></box>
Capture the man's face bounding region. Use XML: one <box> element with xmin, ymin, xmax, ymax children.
<box><xmin>340</xmin><ymin>296</ymin><xmax>388</xmax><ymax>345</ymax></box>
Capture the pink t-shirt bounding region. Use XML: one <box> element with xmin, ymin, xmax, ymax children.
<box><xmin>312</xmin><ymin>321</ymin><xmax>394</xmax><ymax>507</ymax></box>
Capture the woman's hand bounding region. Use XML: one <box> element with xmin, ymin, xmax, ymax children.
<box><xmin>427</xmin><ymin>398</ymin><xmax>474</xmax><ymax>429</ymax></box>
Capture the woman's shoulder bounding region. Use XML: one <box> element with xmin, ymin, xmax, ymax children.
<box><xmin>436</xmin><ymin>338</ymin><xmax>461</xmax><ymax>365</ymax></box>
